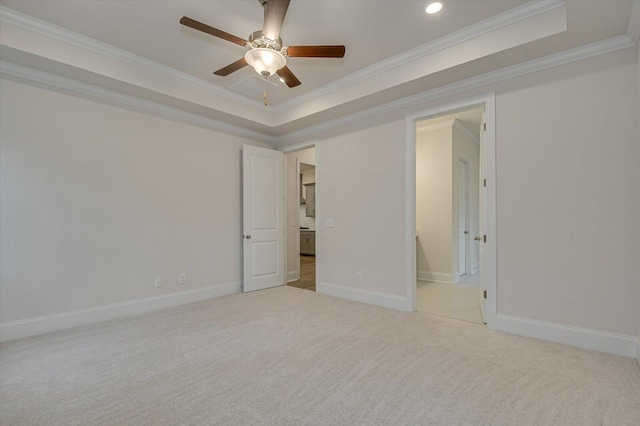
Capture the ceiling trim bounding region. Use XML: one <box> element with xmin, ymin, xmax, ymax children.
<box><xmin>0</xmin><ymin>2</ymin><xmax>566</xmax><ymax>117</ymax></box>
<box><xmin>1</xmin><ymin>33</ymin><xmax>632</xmax><ymax>149</ymax></box>
<box><xmin>0</xmin><ymin>5</ymin><xmax>265</xmax><ymax>110</ymax></box>
<box><xmin>269</xmin><ymin>0</ymin><xmax>566</xmax><ymax>114</ymax></box>
<box><xmin>280</xmin><ymin>139</ymin><xmax>319</xmax><ymax>153</ymax></box>
<box><xmin>627</xmin><ymin>0</ymin><xmax>640</xmax><ymax>44</ymax></box>
<box><xmin>273</xmin><ymin>34</ymin><xmax>634</xmax><ymax>148</ymax></box>
<box><xmin>0</xmin><ymin>60</ymin><xmax>278</xmax><ymax>144</ymax></box>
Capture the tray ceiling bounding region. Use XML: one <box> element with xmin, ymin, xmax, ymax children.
<box><xmin>0</xmin><ymin>0</ymin><xmax>637</xmax><ymax>145</ymax></box>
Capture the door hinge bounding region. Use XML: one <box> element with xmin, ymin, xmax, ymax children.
<box><xmin>483</xmin><ymin>235</ymin><xmax>487</xmax><ymax>243</ymax></box>
<box><xmin>483</xmin><ymin>122</ymin><xmax>486</xmax><ymax>131</ymax></box>
<box><xmin>483</xmin><ymin>178</ymin><xmax>486</xmax><ymax>187</ymax></box>
<box><xmin>483</xmin><ymin>290</ymin><xmax>487</xmax><ymax>299</ymax></box>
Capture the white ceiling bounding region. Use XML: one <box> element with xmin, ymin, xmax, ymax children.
<box><xmin>0</xmin><ymin>0</ymin><xmax>637</xmax><ymax>145</ymax></box>
<box><xmin>0</xmin><ymin>0</ymin><xmax>530</xmax><ymax>104</ymax></box>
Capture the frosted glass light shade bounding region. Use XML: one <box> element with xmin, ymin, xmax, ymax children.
<box><xmin>245</xmin><ymin>48</ymin><xmax>286</xmax><ymax>77</ymax></box>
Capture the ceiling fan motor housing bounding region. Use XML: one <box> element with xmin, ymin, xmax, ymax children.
<box><xmin>249</xmin><ymin>30</ymin><xmax>283</xmax><ymax>51</ymax></box>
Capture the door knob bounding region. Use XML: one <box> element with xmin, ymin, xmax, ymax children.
<box><xmin>245</xmin><ymin>235</ymin><xmax>251</xmax><ymax>239</ymax></box>
<box><xmin>474</xmin><ymin>236</ymin><xmax>482</xmax><ymax>241</ymax></box>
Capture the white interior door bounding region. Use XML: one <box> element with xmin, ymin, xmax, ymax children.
<box><xmin>458</xmin><ymin>160</ymin><xmax>467</xmax><ymax>277</ymax></box>
<box><xmin>242</xmin><ymin>145</ymin><xmax>284</xmax><ymax>292</ymax></box>
<box><xmin>478</xmin><ymin>115</ymin><xmax>487</xmax><ymax>322</ymax></box>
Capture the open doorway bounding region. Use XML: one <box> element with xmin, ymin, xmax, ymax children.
<box><xmin>415</xmin><ymin>108</ymin><xmax>484</xmax><ymax>324</ymax></box>
<box><xmin>285</xmin><ymin>147</ymin><xmax>316</xmax><ymax>291</ymax></box>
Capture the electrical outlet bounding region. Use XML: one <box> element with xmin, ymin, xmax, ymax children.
<box><xmin>154</xmin><ymin>276</ymin><xmax>162</xmax><ymax>288</ymax></box>
<box><xmin>179</xmin><ymin>273</ymin><xmax>187</xmax><ymax>285</ymax></box>
<box><xmin>356</xmin><ymin>272</ymin><xmax>362</xmax><ymax>282</ymax></box>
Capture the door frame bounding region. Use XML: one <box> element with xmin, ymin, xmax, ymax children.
<box><xmin>282</xmin><ymin>142</ymin><xmax>319</xmax><ymax>288</ymax></box>
<box><xmin>404</xmin><ymin>93</ymin><xmax>497</xmax><ymax>329</ymax></box>
<box><xmin>295</xmin><ymin>157</ymin><xmax>316</xmax><ymax>280</ymax></box>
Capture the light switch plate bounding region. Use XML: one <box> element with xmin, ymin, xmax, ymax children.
<box><xmin>324</xmin><ymin>218</ymin><xmax>334</xmax><ymax>228</ymax></box>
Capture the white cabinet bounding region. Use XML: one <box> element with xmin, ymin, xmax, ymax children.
<box><xmin>300</xmin><ymin>230</ymin><xmax>315</xmax><ymax>255</ymax></box>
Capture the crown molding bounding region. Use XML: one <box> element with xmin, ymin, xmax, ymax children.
<box><xmin>0</xmin><ymin>60</ymin><xmax>277</xmax><ymax>144</ymax></box>
<box><xmin>280</xmin><ymin>139</ymin><xmax>319</xmax><ymax>153</ymax></box>
<box><xmin>0</xmin><ymin>5</ymin><xmax>265</xmax><ymax>110</ymax></box>
<box><xmin>0</xmin><ymin>0</ymin><xmax>565</xmax><ymax>125</ymax></box>
<box><xmin>2</xmin><ymin>32</ymin><xmax>632</xmax><ymax>149</ymax></box>
<box><xmin>274</xmin><ymin>34</ymin><xmax>633</xmax><ymax>148</ymax></box>
<box><xmin>627</xmin><ymin>0</ymin><xmax>640</xmax><ymax>44</ymax></box>
<box><xmin>269</xmin><ymin>0</ymin><xmax>566</xmax><ymax>114</ymax></box>
<box><xmin>0</xmin><ymin>2</ymin><xmax>567</xmax><ymax>119</ymax></box>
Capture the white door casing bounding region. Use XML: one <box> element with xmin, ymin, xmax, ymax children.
<box><xmin>478</xmin><ymin>113</ymin><xmax>487</xmax><ymax>323</ymax></box>
<box><xmin>406</xmin><ymin>93</ymin><xmax>496</xmax><ymax>329</ymax></box>
<box><xmin>243</xmin><ymin>145</ymin><xmax>285</xmax><ymax>292</ymax></box>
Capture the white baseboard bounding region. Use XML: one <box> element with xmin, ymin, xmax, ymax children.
<box><xmin>471</xmin><ymin>263</ymin><xmax>480</xmax><ymax>274</ymax></box>
<box><xmin>317</xmin><ymin>282</ymin><xmax>410</xmax><ymax>312</ymax></box>
<box><xmin>496</xmin><ymin>314</ymin><xmax>638</xmax><ymax>358</ymax></box>
<box><xmin>417</xmin><ymin>270</ymin><xmax>459</xmax><ymax>284</ymax></box>
<box><xmin>0</xmin><ymin>282</ymin><xmax>241</xmax><ymax>343</ymax></box>
<box><xmin>636</xmin><ymin>338</ymin><xmax>640</xmax><ymax>360</ymax></box>
<box><xmin>287</xmin><ymin>270</ymin><xmax>300</xmax><ymax>283</ymax></box>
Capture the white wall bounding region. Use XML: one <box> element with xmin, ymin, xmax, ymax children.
<box><xmin>0</xmin><ymin>78</ymin><xmax>265</xmax><ymax>333</ymax></box>
<box><xmin>285</xmin><ymin>147</ymin><xmax>315</xmax><ymax>281</ymax></box>
<box><xmin>495</xmin><ymin>51</ymin><xmax>638</xmax><ymax>336</ymax></box>
<box><xmin>2</xmin><ymin>44</ymin><xmax>638</xmax><ymax>355</ymax></box>
<box><xmin>317</xmin><ymin>121</ymin><xmax>406</xmax><ymax>302</ymax></box>
<box><xmin>416</xmin><ymin>125</ymin><xmax>454</xmax><ymax>281</ymax></box>
<box><xmin>315</xmin><ymin>47</ymin><xmax>640</xmax><ymax>341</ymax></box>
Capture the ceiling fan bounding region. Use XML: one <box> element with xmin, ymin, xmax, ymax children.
<box><xmin>180</xmin><ymin>0</ymin><xmax>345</xmax><ymax>90</ymax></box>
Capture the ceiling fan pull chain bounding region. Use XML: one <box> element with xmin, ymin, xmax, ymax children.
<box><xmin>263</xmin><ymin>77</ymin><xmax>268</xmax><ymax>106</ymax></box>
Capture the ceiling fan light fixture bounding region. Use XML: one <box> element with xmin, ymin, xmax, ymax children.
<box><xmin>426</xmin><ymin>2</ymin><xmax>443</xmax><ymax>14</ymax></box>
<box><xmin>245</xmin><ymin>47</ymin><xmax>286</xmax><ymax>77</ymax></box>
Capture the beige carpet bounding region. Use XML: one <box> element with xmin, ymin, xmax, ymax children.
<box><xmin>1</xmin><ymin>287</ymin><xmax>639</xmax><ymax>425</ymax></box>
<box><xmin>416</xmin><ymin>281</ymin><xmax>484</xmax><ymax>324</ymax></box>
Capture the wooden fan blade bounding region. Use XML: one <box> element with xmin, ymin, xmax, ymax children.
<box><xmin>286</xmin><ymin>45</ymin><xmax>346</xmax><ymax>58</ymax></box>
<box><xmin>276</xmin><ymin>66</ymin><xmax>301</xmax><ymax>88</ymax></box>
<box><xmin>214</xmin><ymin>58</ymin><xmax>248</xmax><ymax>76</ymax></box>
<box><xmin>262</xmin><ymin>0</ymin><xmax>290</xmax><ymax>41</ymax></box>
<box><xmin>180</xmin><ymin>16</ymin><xmax>247</xmax><ymax>47</ymax></box>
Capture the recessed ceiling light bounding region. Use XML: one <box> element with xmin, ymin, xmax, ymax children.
<box><xmin>426</xmin><ymin>2</ymin><xmax>443</xmax><ymax>14</ymax></box>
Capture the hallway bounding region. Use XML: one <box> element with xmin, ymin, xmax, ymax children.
<box><xmin>416</xmin><ymin>273</ymin><xmax>483</xmax><ymax>324</ymax></box>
